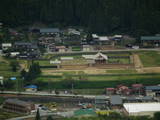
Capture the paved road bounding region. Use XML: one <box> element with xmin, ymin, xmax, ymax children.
<box><xmin>0</xmin><ymin>91</ymin><xmax>97</xmax><ymax>99</ymax></box>
<box><xmin>45</xmin><ymin>48</ymin><xmax>160</xmax><ymax>55</ymax></box>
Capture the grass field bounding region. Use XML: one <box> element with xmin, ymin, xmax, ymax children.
<box><xmin>35</xmin><ymin>73</ymin><xmax>160</xmax><ymax>91</ymax></box>
<box><xmin>0</xmin><ymin>109</ymin><xmax>23</xmax><ymax>120</ymax></box>
<box><xmin>139</xmin><ymin>51</ymin><xmax>160</xmax><ymax>67</ymax></box>
<box><xmin>0</xmin><ymin>57</ymin><xmax>20</xmax><ymax>78</ymax></box>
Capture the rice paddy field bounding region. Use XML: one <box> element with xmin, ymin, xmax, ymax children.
<box><xmin>1</xmin><ymin>51</ymin><xmax>160</xmax><ymax>94</ymax></box>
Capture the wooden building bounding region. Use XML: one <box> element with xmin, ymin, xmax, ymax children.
<box><xmin>3</xmin><ymin>99</ymin><xmax>35</xmax><ymax>114</ymax></box>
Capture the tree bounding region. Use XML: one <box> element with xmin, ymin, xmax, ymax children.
<box><xmin>154</xmin><ymin>112</ymin><xmax>160</xmax><ymax>120</ymax></box>
<box><xmin>20</xmin><ymin>69</ymin><xmax>27</xmax><ymax>79</ymax></box>
<box><xmin>25</xmin><ymin>62</ymin><xmax>41</xmax><ymax>83</ymax></box>
<box><xmin>35</xmin><ymin>109</ymin><xmax>41</xmax><ymax>120</ymax></box>
<box><xmin>10</xmin><ymin>61</ymin><xmax>19</xmax><ymax>72</ymax></box>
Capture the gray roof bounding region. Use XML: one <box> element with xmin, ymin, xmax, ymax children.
<box><xmin>14</xmin><ymin>42</ymin><xmax>38</xmax><ymax>49</ymax></box>
<box><xmin>141</xmin><ymin>36</ymin><xmax>160</xmax><ymax>41</ymax></box>
<box><xmin>40</xmin><ymin>28</ymin><xmax>60</xmax><ymax>33</ymax></box>
<box><xmin>110</xmin><ymin>95</ymin><xmax>122</xmax><ymax>105</ymax></box>
<box><xmin>145</xmin><ymin>86</ymin><xmax>160</xmax><ymax>91</ymax></box>
<box><xmin>5</xmin><ymin>99</ymin><xmax>32</xmax><ymax>107</ymax></box>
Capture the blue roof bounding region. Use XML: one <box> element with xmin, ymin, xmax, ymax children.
<box><xmin>25</xmin><ymin>85</ymin><xmax>37</xmax><ymax>89</ymax></box>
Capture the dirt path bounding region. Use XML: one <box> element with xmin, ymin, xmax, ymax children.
<box><xmin>133</xmin><ymin>54</ymin><xmax>144</xmax><ymax>73</ymax></box>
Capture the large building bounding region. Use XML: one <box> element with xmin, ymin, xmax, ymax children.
<box><xmin>141</xmin><ymin>36</ymin><xmax>160</xmax><ymax>47</ymax></box>
<box><xmin>3</xmin><ymin>99</ymin><xmax>35</xmax><ymax>114</ymax></box>
<box><xmin>123</xmin><ymin>103</ymin><xmax>160</xmax><ymax>116</ymax></box>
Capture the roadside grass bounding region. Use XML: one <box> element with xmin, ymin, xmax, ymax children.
<box><xmin>139</xmin><ymin>51</ymin><xmax>160</xmax><ymax>67</ymax></box>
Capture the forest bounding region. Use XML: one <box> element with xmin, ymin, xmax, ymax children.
<box><xmin>0</xmin><ymin>0</ymin><xmax>160</xmax><ymax>36</ymax></box>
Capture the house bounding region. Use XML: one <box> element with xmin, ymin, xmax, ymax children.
<box><xmin>14</xmin><ymin>42</ymin><xmax>38</xmax><ymax>50</ymax></box>
<box><xmin>114</xmin><ymin>35</ymin><xmax>123</xmax><ymax>41</ymax></box>
<box><xmin>132</xmin><ymin>84</ymin><xmax>144</xmax><ymax>95</ymax></box>
<box><xmin>2</xmin><ymin>99</ymin><xmax>35</xmax><ymax>114</ymax></box>
<box><xmin>116</xmin><ymin>85</ymin><xmax>131</xmax><ymax>95</ymax></box>
<box><xmin>141</xmin><ymin>36</ymin><xmax>160</xmax><ymax>47</ymax></box>
<box><xmin>67</xmin><ymin>28</ymin><xmax>81</xmax><ymax>35</ymax></box>
<box><xmin>55</xmin><ymin>46</ymin><xmax>66</xmax><ymax>52</ymax></box>
<box><xmin>106</xmin><ymin>88</ymin><xmax>115</xmax><ymax>95</ymax></box>
<box><xmin>123</xmin><ymin>103</ymin><xmax>160</xmax><ymax>116</ymax></box>
<box><xmin>94</xmin><ymin>52</ymin><xmax>108</xmax><ymax>64</ymax></box>
<box><xmin>10</xmin><ymin>52</ymin><xmax>20</xmax><ymax>57</ymax></box>
<box><xmin>110</xmin><ymin>95</ymin><xmax>122</xmax><ymax>109</ymax></box>
<box><xmin>82</xmin><ymin>45</ymin><xmax>93</xmax><ymax>52</ymax></box>
<box><xmin>38</xmin><ymin>37</ymin><xmax>55</xmax><ymax>46</ymax></box>
<box><xmin>25</xmin><ymin>85</ymin><xmax>38</xmax><ymax>92</ymax></box>
<box><xmin>82</xmin><ymin>52</ymin><xmax>108</xmax><ymax>65</ymax></box>
<box><xmin>2</xmin><ymin>43</ymin><xmax>12</xmax><ymax>50</ymax></box>
<box><xmin>40</xmin><ymin>28</ymin><xmax>60</xmax><ymax>35</ymax></box>
<box><xmin>145</xmin><ymin>85</ymin><xmax>160</xmax><ymax>97</ymax></box>
<box><xmin>95</xmin><ymin>96</ymin><xmax>108</xmax><ymax>109</ymax></box>
<box><xmin>47</xmin><ymin>43</ymin><xmax>56</xmax><ymax>52</ymax></box>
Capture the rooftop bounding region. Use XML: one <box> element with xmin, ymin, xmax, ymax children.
<box><xmin>5</xmin><ymin>99</ymin><xmax>33</xmax><ymax>107</ymax></box>
<box><xmin>145</xmin><ymin>86</ymin><xmax>160</xmax><ymax>90</ymax></box>
<box><xmin>40</xmin><ymin>28</ymin><xmax>60</xmax><ymax>33</ymax></box>
<box><xmin>141</xmin><ymin>36</ymin><xmax>160</xmax><ymax>41</ymax></box>
<box><xmin>123</xmin><ymin>103</ymin><xmax>160</xmax><ymax>113</ymax></box>
<box><xmin>110</xmin><ymin>95</ymin><xmax>122</xmax><ymax>105</ymax></box>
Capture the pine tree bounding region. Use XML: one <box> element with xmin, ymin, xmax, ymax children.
<box><xmin>35</xmin><ymin>109</ymin><xmax>41</xmax><ymax>120</ymax></box>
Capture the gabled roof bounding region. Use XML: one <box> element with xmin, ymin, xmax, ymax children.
<box><xmin>141</xmin><ymin>36</ymin><xmax>160</xmax><ymax>41</ymax></box>
<box><xmin>94</xmin><ymin>52</ymin><xmax>108</xmax><ymax>60</ymax></box>
<box><xmin>5</xmin><ymin>99</ymin><xmax>33</xmax><ymax>107</ymax></box>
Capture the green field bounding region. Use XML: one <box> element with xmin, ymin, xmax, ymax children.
<box><xmin>139</xmin><ymin>51</ymin><xmax>160</xmax><ymax>67</ymax></box>
<box><xmin>0</xmin><ymin>57</ymin><xmax>20</xmax><ymax>79</ymax></box>
<box><xmin>0</xmin><ymin>109</ymin><xmax>23</xmax><ymax>120</ymax></box>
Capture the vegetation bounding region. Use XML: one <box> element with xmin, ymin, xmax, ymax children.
<box><xmin>139</xmin><ymin>51</ymin><xmax>160</xmax><ymax>67</ymax></box>
<box><xmin>0</xmin><ymin>0</ymin><xmax>160</xmax><ymax>38</ymax></box>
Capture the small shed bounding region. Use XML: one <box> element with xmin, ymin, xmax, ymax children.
<box><xmin>25</xmin><ymin>85</ymin><xmax>38</xmax><ymax>92</ymax></box>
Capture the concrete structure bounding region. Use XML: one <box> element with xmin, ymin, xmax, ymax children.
<box><xmin>123</xmin><ymin>103</ymin><xmax>160</xmax><ymax>116</ymax></box>
<box><xmin>3</xmin><ymin>99</ymin><xmax>35</xmax><ymax>114</ymax></box>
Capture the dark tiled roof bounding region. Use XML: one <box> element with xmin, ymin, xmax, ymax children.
<box><xmin>5</xmin><ymin>99</ymin><xmax>32</xmax><ymax>107</ymax></box>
